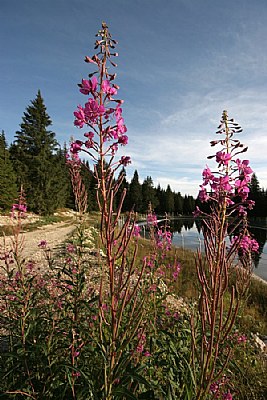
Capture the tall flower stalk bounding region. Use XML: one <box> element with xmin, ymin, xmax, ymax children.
<box><xmin>193</xmin><ymin>111</ymin><xmax>258</xmax><ymax>399</ymax></box>
<box><xmin>70</xmin><ymin>22</ymin><xmax>150</xmax><ymax>399</ymax></box>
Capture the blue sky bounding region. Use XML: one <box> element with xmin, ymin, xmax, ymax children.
<box><xmin>1</xmin><ymin>0</ymin><xmax>267</xmax><ymax>197</ymax></box>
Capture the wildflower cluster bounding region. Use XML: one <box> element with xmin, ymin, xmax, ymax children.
<box><xmin>194</xmin><ymin>111</ymin><xmax>258</xmax><ymax>400</ymax></box>
<box><xmin>69</xmin><ymin>22</ymin><xmax>130</xmax><ymax>169</ymax></box>
<box><xmin>196</xmin><ymin>110</ymin><xmax>259</xmax><ymax>262</ymax></box>
<box><xmin>198</xmin><ymin>110</ymin><xmax>254</xmax><ymax>210</ymax></box>
<box><xmin>144</xmin><ymin>210</ymin><xmax>181</xmax><ymax>290</ymax></box>
<box><xmin>11</xmin><ymin>203</ymin><xmax>27</xmax><ymax>218</ymax></box>
<box><xmin>231</xmin><ymin>234</ymin><xmax>259</xmax><ymax>254</ymax></box>
<box><xmin>210</xmin><ymin>375</ymin><xmax>234</xmax><ymax>400</ymax></box>
<box><xmin>10</xmin><ymin>191</ymin><xmax>27</xmax><ymax>219</ymax></box>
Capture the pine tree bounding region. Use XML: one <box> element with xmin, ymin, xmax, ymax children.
<box><xmin>128</xmin><ymin>170</ymin><xmax>142</xmax><ymax>213</ymax></box>
<box><xmin>183</xmin><ymin>195</ymin><xmax>195</xmax><ymax>215</ymax></box>
<box><xmin>0</xmin><ymin>131</ymin><xmax>18</xmax><ymax>211</ymax></box>
<box><xmin>174</xmin><ymin>192</ymin><xmax>184</xmax><ymax>215</ymax></box>
<box><xmin>165</xmin><ymin>184</ymin><xmax>175</xmax><ymax>213</ymax></box>
<box><xmin>80</xmin><ymin>160</ymin><xmax>96</xmax><ymax>211</ymax></box>
<box><xmin>141</xmin><ymin>176</ymin><xmax>158</xmax><ymax>213</ymax></box>
<box><xmin>54</xmin><ymin>145</ymin><xmax>73</xmax><ymax>209</ymax></box>
<box><xmin>248</xmin><ymin>173</ymin><xmax>265</xmax><ymax>217</ymax></box>
<box><xmin>116</xmin><ymin>167</ymin><xmax>129</xmax><ymax>212</ymax></box>
<box><xmin>10</xmin><ymin>91</ymin><xmax>67</xmax><ymax>215</ymax></box>
<box><xmin>155</xmin><ymin>184</ymin><xmax>164</xmax><ymax>214</ymax></box>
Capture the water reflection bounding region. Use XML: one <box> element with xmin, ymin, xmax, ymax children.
<box><xmin>169</xmin><ymin>218</ymin><xmax>267</xmax><ymax>282</ymax></box>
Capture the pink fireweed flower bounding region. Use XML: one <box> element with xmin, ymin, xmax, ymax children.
<box><xmin>143</xmin><ymin>350</ymin><xmax>151</xmax><ymax>357</ymax></box>
<box><xmin>85</xmin><ymin>139</ymin><xmax>94</xmax><ymax>148</ymax></box>
<box><xmin>136</xmin><ymin>344</ymin><xmax>144</xmax><ymax>353</ymax></box>
<box><xmin>211</xmin><ymin>175</ymin><xmax>233</xmax><ymax>195</ymax></box>
<box><xmin>172</xmin><ymin>262</ymin><xmax>181</xmax><ymax>281</ymax></box>
<box><xmin>66</xmin><ymin>152</ymin><xmax>81</xmax><ymax>165</ymax></box>
<box><xmin>115</xmin><ymin>105</ymin><xmax>123</xmax><ymax>122</ymax></box>
<box><xmin>70</xmin><ymin>140</ymin><xmax>83</xmax><ymax>154</ymax></box>
<box><xmin>84</xmin><ymin>131</ymin><xmax>94</xmax><ymax>139</ymax></box>
<box><xmin>72</xmin><ymin>372</ymin><xmax>81</xmax><ymax>378</ymax></box>
<box><xmin>247</xmin><ymin>199</ymin><xmax>255</xmax><ymax>209</ymax></box>
<box><xmin>235</xmin><ymin>176</ymin><xmax>250</xmax><ymax>198</ymax></box>
<box><xmin>198</xmin><ymin>186</ymin><xmax>209</xmax><ymax>202</ymax></box>
<box><xmin>133</xmin><ymin>224</ymin><xmax>141</xmax><ymax>238</ymax></box>
<box><xmin>66</xmin><ymin>244</ymin><xmax>76</xmax><ymax>253</ymax></box>
<box><xmin>119</xmin><ymin>156</ymin><xmax>131</xmax><ymax>166</ymax></box>
<box><xmin>202</xmin><ymin>166</ymin><xmax>214</xmax><ymax>185</ymax></box>
<box><xmin>237</xmin><ymin>334</ymin><xmax>247</xmax><ymax>344</ymax></box>
<box><xmin>216</xmin><ymin>151</ymin><xmax>231</xmax><ymax>165</ymax></box>
<box><xmin>156</xmin><ymin>230</ymin><xmax>172</xmax><ymax>252</ymax></box>
<box><xmin>38</xmin><ymin>240</ymin><xmax>47</xmax><ymax>248</ymax></box>
<box><xmin>232</xmin><ymin>235</ymin><xmax>259</xmax><ymax>253</ymax></box>
<box><xmin>74</xmin><ymin>105</ymin><xmax>86</xmax><ymax>128</ymax></box>
<box><xmin>79</xmin><ymin>76</ymin><xmax>98</xmax><ymax>95</ymax></box>
<box><xmin>11</xmin><ymin>203</ymin><xmax>27</xmax><ymax>218</ymax></box>
<box><xmin>237</xmin><ymin>205</ymin><xmax>247</xmax><ymax>216</ymax></box>
<box><xmin>102</xmin><ymin>79</ymin><xmax>117</xmax><ymax>96</ymax></box>
<box><xmin>193</xmin><ymin>206</ymin><xmax>201</xmax><ymax>217</ymax></box>
<box><xmin>110</xmin><ymin>143</ymin><xmax>118</xmax><ymax>155</ymax></box>
<box><xmin>84</xmin><ymin>98</ymin><xmax>105</xmax><ymax>124</ymax></box>
<box><xmin>143</xmin><ymin>256</ymin><xmax>155</xmax><ymax>269</ymax></box>
<box><xmin>14</xmin><ymin>203</ymin><xmax>27</xmax><ymax>213</ymax></box>
<box><xmin>118</xmin><ymin>134</ymin><xmax>128</xmax><ymax>145</ymax></box>
<box><xmin>210</xmin><ymin>382</ymin><xmax>220</xmax><ymax>394</ymax></box>
<box><xmin>117</xmin><ymin>117</ymin><xmax>127</xmax><ymax>134</ymax></box>
<box><xmin>222</xmin><ymin>392</ymin><xmax>233</xmax><ymax>400</ymax></box>
<box><xmin>235</xmin><ymin>158</ymin><xmax>253</xmax><ymax>175</ymax></box>
<box><xmin>165</xmin><ymin>308</ymin><xmax>171</xmax><ymax>317</ymax></box>
<box><xmin>147</xmin><ymin>213</ymin><xmax>158</xmax><ymax>226</ymax></box>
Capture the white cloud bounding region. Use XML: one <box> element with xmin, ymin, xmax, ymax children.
<box><xmin>125</xmin><ymin>86</ymin><xmax>267</xmax><ymax>196</ymax></box>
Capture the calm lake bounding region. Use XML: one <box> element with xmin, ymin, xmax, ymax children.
<box><xmin>170</xmin><ymin>218</ymin><xmax>267</xmax><ymax>282</ymax></box>
<box><xmin>139</xmin><ymin>217</ymin><xmax>267</xmax><ymax>282</ymax></box>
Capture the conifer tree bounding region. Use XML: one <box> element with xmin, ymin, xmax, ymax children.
<box><xmin>10</xmin><ymin>91</ymin><xmax>67</xmax><ymax>215</ymax></box>
<box><xmin>0</xmin><ymin>131</ymin><xmax>18</xmax><ymax>211</ymax></box>
<box><xmin>116</xmin><ymin>167</ymin><xmax>129</xmax><ymax>212</ymax></box>
<box><xmin>165</xmin><ymin>184</ymin><xmax>175</xmax><ymax>213</ymax></box>
<box><xmin>128</xmin><ymin>170</ymin><xmax>142</xmax><ymax>213</ymax></box>
<box><xmin>54</xmin><ymin>145</ymin><xmax>73</xmax><ymax>209</ymax></box>
<box><xmin>183</xmin><ymin>194</ymin><xmax>195</xmax><ymax>215</ymax></box>
<box><xmin>141</xmin><ymin>176</ymin><xmax>158</xmax><ymax>212</ymax></box>
<box><xmin>81</xmin><ymin>160</ymin><xmax>96</xmax><ymax>211</ymax></box>
<box><xmin>248</xmin><ymin>173</ymin><xmax>265</xmax><ymax>216</ymax></box>
<box><xmin>174</xmin><ymin>191</ymin><xmax>184</xmax><ymax>215</ymax></box>
<box><xmin>155</xmin><ymin>184</ymin><xmax>164</xmax><ymax>214</ymax></box>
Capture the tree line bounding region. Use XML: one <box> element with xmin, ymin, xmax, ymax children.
<box><xmin>1</xmin><ymin>91</ymin><xmax>266</xmax><ymax>217</ymax></box>
<box><xmin>0</xmin><ymin>91</ymin><xmax>195</xmax><ymax>216</ymax></box>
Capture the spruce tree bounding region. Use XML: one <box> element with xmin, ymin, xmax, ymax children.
<box><xmin>141</xmin><ymin>176</ymin><xmax>158</xmax><ymax>212</ymax></box>
<box><xmin>248</xmin><ymin>173</ymin><xmax>265</xmax><ymax>217</ymax></box>
<box><xmin>155</xmin><ymin>184</ymin><xmax>164</xmax><ymax>214</ymax></box>
<box><xmin>0</xmin><ymin>131</ymin><xmax>18</xmax><ymax>211</ymax></box>
<box><xmin>165</xmin><ymin>184</ymin><xmax>175</xmax><ymax>213</ymax></box>
<box><xmin>10</xmin><ymin>91</ymin><xmax>67</xmax><ymax>215</ymax></box>
<box><xmin>116</xmin><ymin>167</ymin><xmax>129</xmax><ymax>212</ymax></box>
<box><xmin>128</xmin><ymin>170</ymin><xmax>142</xmax><ymax>213</ymax></box>
<box><xmin>81</xmin><ymin>160</ymin><xmax>96</xmax><ymax>211</ymax></box>
<box><xmin>174</xmin><ymin>192</ymin><xmax>184</xmax><ymax>215</ymax></box>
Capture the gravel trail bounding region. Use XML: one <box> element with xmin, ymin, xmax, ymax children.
<box><xmin>0</xmin><ymin>221</ymin><xmax>76</xmax><ymax>263</ymax></box>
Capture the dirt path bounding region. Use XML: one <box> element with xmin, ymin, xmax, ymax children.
<box><xmin>0</xmin><ymin>221</ymin><xmax>76</xmax><ymax>264</ymax></box>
